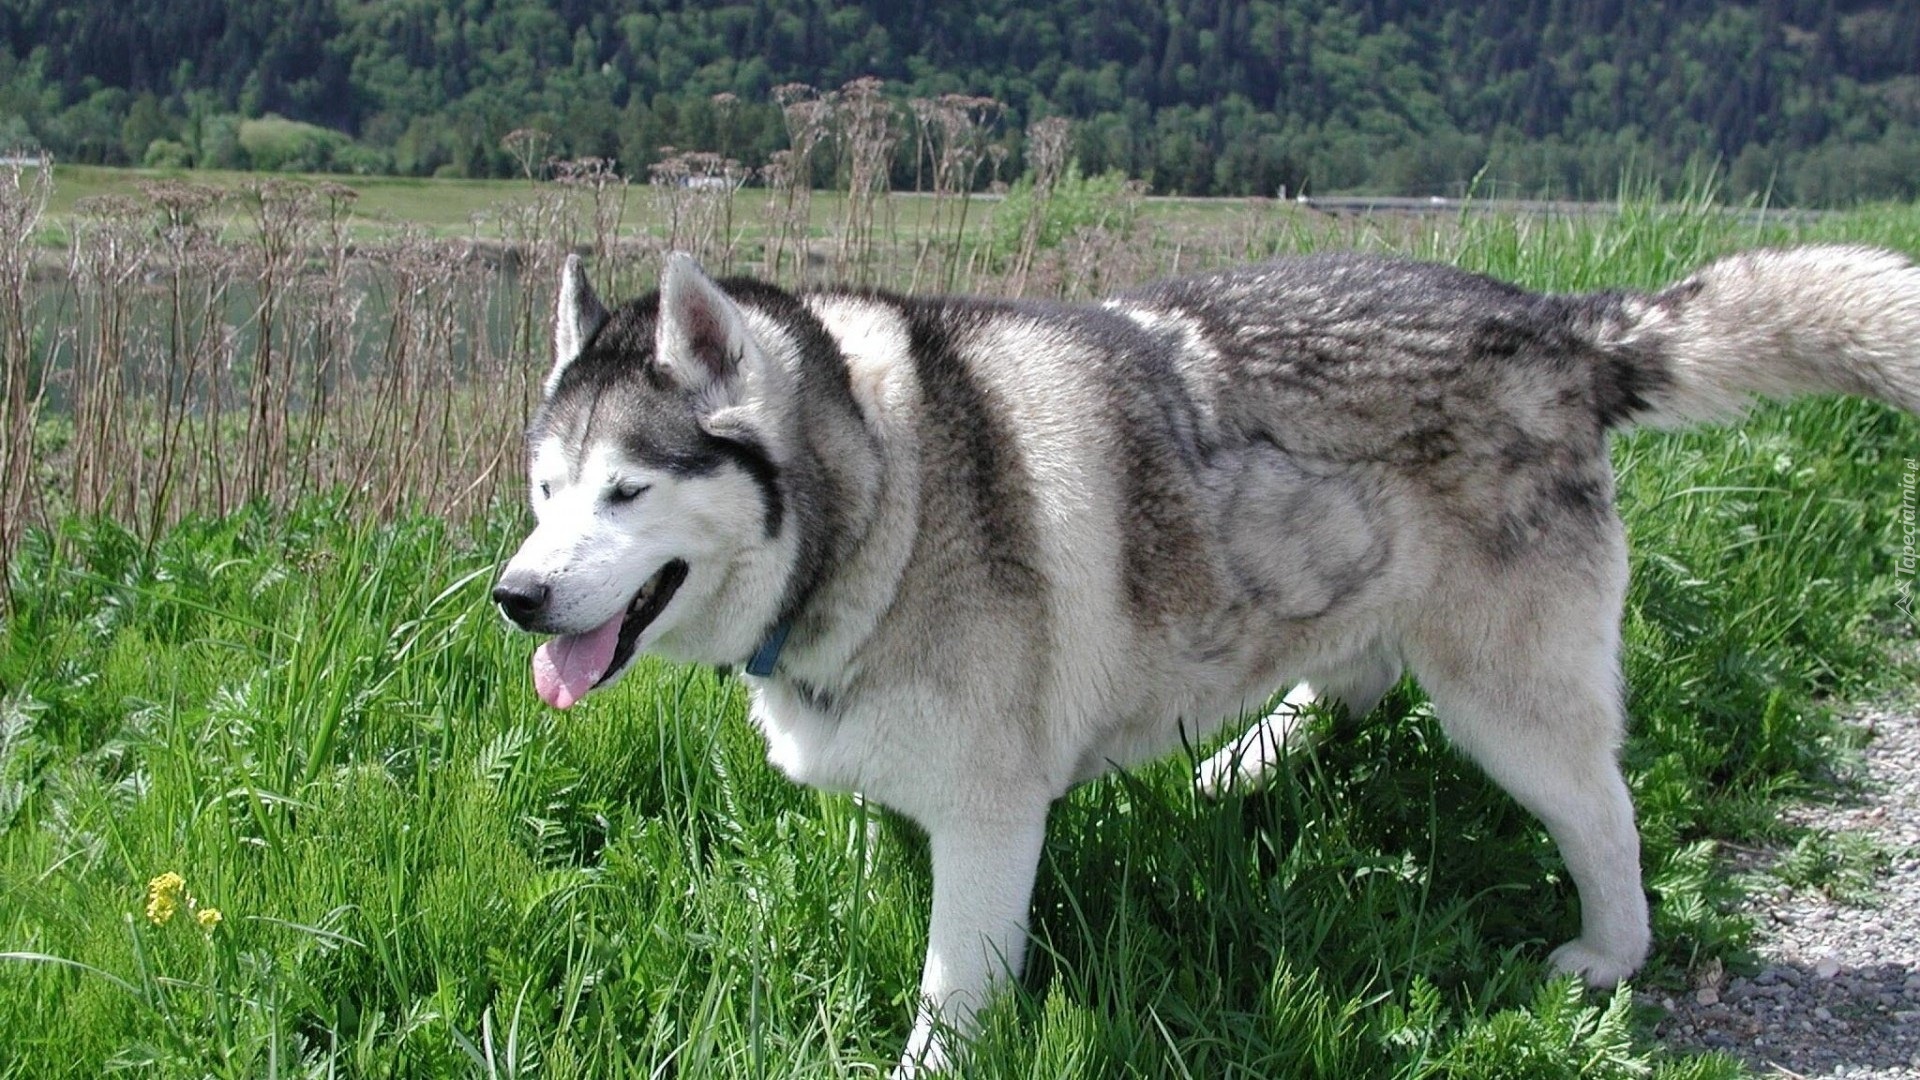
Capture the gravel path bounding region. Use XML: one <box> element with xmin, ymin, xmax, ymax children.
<box><xmin>1654</xmin><ymin>691</ymin><xmax>1920</xmax><ymax>1078</ymax></box>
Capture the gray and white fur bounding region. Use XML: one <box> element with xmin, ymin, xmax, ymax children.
<box><xmin>494</xmin><ymin>246</ymin><xmax>1920</xmax><ymax>1073</ymax></box>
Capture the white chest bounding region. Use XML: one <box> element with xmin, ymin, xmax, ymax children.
<box><xmin>746</xmin><ymin>678</ymin><xmax>946</xmax><ymax>809</ymax></box>
<box><xmin>745</xmin><ymin>674</ymin><xmax>1083</xmax><ymax>823</ymax></box>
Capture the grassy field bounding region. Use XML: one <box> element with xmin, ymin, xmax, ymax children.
<box><xmin>42</xmin><ymin>165</ymin><xmax>539</xmax><ymax>242</ymax></box>
<box><xmin>1</xmin><ymin>184</ymin><xmax>1918</xmax><ymax>1077</ymax></box>
<box><xmin>34</xmin><ymin>162</ymin><xmax>1358</xmax><ymax>261</ymax></box>
<box><xmin>38</xmin><ymin>163</ymin><xmax>1026</xmax><ymax>247</ymax></box>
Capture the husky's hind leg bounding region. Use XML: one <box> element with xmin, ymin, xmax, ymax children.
<box><xmin>1197</xmin><ymin>648</ymin><xmax>1402</xmax><ymax>797</ymax></box>
<box><xmin>1410</xmin><ymin>597</ymin><xmax>1649</xmax><ymax>986</ymax></box>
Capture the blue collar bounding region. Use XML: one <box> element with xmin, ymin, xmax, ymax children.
<box><xmin>745</xmin><ymin>620</ymin><xmax>792</xmax><ymax>677</ymax></box>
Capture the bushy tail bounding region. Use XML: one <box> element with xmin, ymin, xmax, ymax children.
<box><xmin>1600</xmin><ymin>245</ymin><xmax>1920</xmax><ymax>429</ymax></box>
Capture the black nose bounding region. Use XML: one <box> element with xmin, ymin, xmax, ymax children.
<box><xmin>492</xmin><ymin>577</ymin><xmax>550</xmax><ymax>627</ymax></box>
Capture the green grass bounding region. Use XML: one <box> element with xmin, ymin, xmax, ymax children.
<box><xmin>35</xmin><ymin>162</ymin><xmax>1292</xmax><ymax>257</ymax></box>
<box><xmin>39</xmin><ymin>163</ymin><xmax>1018</xmax><ymax>247</ymax></box>
<box><xmin>44</xmin><ymin>164</ymin><xmax>532</xmax><ymax>241</ymax></box>
<box><xmin>2</xmin><ymin>201</ymin><xmax>1918</xmax><ymax>1077</ymax></box>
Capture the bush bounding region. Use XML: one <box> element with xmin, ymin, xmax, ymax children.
<box><xmin>237</xmin><ymin>114</ymin><xmax>350</xmax><ymax>172</ymax></box>
<box><xmin>329</xmin><ymin>142</ymin><xmax>392</xmax><ymax>175</ymax></box>
<box><xmin>992</xmin><ymin>163</ymin><xmax>1140</xmax><ymax>255</ymax></box>
<box><xmin>141</xmin><ymin>138</ymin><xmax>192</xmax><ymax>169</ymax></box>
<box><xmin>196</xmin><ymin>113</ymin><xmax>247</xmax><ymax>170</ymax></box>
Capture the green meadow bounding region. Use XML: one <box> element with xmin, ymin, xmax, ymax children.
<box><xmin>39</xmin><ymin>164</ymin><xmax>524</xmax><ymax>240</ymax></box>
<box><xmin>1</xmin><ymin>175</ymin><xmax>1917</xmax><ymax>1076</ymax></box>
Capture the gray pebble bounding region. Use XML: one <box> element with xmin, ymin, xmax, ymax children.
<box><xmin>1654</xmin><ymin>694</ymin><xmax>1920</xmax><ymax>1079</ymax></box>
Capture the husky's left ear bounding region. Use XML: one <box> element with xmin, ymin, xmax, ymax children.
<box><xmin>547</xmin><ymin>254</ymin><xmax>609</xmax><ymax>397</ymax></box>
<box><xmin>656</xmin><ymin>252</ymin><xmax>755</xmax><ymax>395</ymax></box>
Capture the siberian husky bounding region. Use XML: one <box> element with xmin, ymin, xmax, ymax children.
<box><xmin>494</xmin><ymin>247</ymin><xmax>1920</xmax><ymax>1071</ymax></box>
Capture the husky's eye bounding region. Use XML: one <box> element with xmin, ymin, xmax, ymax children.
<box><xmin>609</xmin><ymin>481</ymin><xmax>650</xmax><ymax>505</ymax></box>
<box><xmin>537</xmin><ymin>481</ymin><xmax>552</xmax><ymax>499</ymax></box>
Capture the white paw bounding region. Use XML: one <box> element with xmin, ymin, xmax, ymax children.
<box><xmin>1194</xmin><ymin>750</ymin><xmax>1251</xmax><ymax>800</ymax></box>
<box><xmin>1548</xmin><ymin>937</ymin><xmax>1647</xmax><ymax>988</ymax></box>
<box><xmin>1196</xmin><ymin>732</ymin><xmax>1291</xmax><ymax>799</ymax></box>
<box><xmin>893</xmin><ymin>1022</ymin><xmax>951</xmax><ymax>1078</ymax></box>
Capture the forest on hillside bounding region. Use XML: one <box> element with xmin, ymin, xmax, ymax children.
<box><xmin>2</xmin><ymin>0</ymin><xmax>1918</xmax><ymax>204</ymax></box>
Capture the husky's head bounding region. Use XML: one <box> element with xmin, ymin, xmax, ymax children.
<box><xmin>493</xmin><ymin>254</ymin><xmax>808</xmax><ymax>708</ymax></box>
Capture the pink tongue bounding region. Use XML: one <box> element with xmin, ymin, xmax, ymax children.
<box><xmin>531</xmin><ymin>614</ymin><xmax>625</xmax><ymax>710</ymax></box>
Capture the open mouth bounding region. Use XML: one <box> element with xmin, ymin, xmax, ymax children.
<box><xmin>531</xmin><ymin>559</ymin><xmax>688</xmax><ymax>710</ymax></box>
<box><xmin>597</xmin><ymin>558</ymin><xmax>690</xmax><ymax>688</ymax></box>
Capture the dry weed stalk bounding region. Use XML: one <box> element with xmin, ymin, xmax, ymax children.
<box><xmin>831</xmin><ymin>77</ymin><xmax>900</xmax><ymax>280</ymax></box>
<box><xmin>0</xmin><ymin>156</ymin><xmax>52</xmax><ymax>596</ymax></box>
<box><xmin>293</xmin><ymin>183</ymin><xmax>364</xmax><ymax>507</ymax></box>
<box><xmin>759</xmin><ymin>149</ymin><xmax>800</xmax><ymax>278</ymax></box>
<box><xmin>1011</xmin><ymin>117</ymin><xmax>1073</xmax><ymax>295</ymax></box>
<box><xmin>712</xmin><ymin>94</ymin><xmax>742</xmax><ymax>265</ymax></box>
<box><xmin>554</xmin><ymin>156</ymin><xmax>629</xmax><ymax>266</ymax></box>
<box><xmin>331</xmin><ymin>232</ymin><xmax>462</xmax><ymax>516</ymax></box>
<box><xmin>138</xmin><ymin>180</ymin><xmax>231</xmax><ymax>539</ymax></box>
<box><xmin>988</xmin><ymin>143</ymin><xmax>1010</xmax><ymax>192</ymax></box>
<box><xmin>491</xmin><ymin>180</ymin><xmax>577</xmax><ymax>410</ymax></box>
<box><xmin>767</xmin><ymin>84</ymin><xmax>831</xmax><ymax>283</ymax></box>
<box><xmin>909</xmin><ymin>94</ymin><xmax>1004</xmax><ymax>291</ymax></box>
<box><xmin>711</xmin><ymin>93</ymin><xmax>739</xmax><ymax>162</ymax></box>
<box><xmin>1042</xmin><ymin>179</ymin><xmax>1151</xmax><ymax>300</ymax></box>
<box><xmin>240</xmin><ymin>180</ymin><xmax>318</xmax><ymax>506</ymax></box>
<box><xmin>0</xmin><ymin>140</ymin><xmax>1269</xmax><ymax>599</ymax></box>
<box><xmin>501</xmin><ymin>128</ymin><xmax>552</xmax><ymax>184</ymax></box>
<box><xmin>68</xmin><ymin>196</ymin><xmax>149</xmax><ymax>526</ymax></box>
<box><xmin>0</xmin><ymin>171</ymin><xmax>546</xmax><ymax>588</ymax></box>
<box><xmin>648</xmin><ymin>150</ymin><xmax>746</xmax><ymax>273</ymax></box>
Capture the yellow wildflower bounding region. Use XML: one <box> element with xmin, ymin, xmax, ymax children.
<box><xmin>145</xmin><ymin>872</ymin><xmax>186</xmax><ymax>926</ymax></box>
<box><xmin>195</xmin><ymin>907</ymin><xmax>223</xmax><ymax>931</ymax></box>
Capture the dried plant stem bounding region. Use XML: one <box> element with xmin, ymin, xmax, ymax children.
<box><xmin>1013</xmin><ymin>117</ymin><xmax>1073</xmax><ymax>296</ymax></box>
<box><xmin>0</xmin><ymin>158</ymin><xmax>51</xmax><ymax>597</ymax></box>
<box><xmin>0</xmin><ymin>114</ymin><xmax>1210</xmax><ymax>595</ymax></box>
<box><xmin>833</xmin><ymin>77</ymin><xmax>900</xmax><ymax>282</ymax></box>
<box><xmin>768</xmin><ymin>85</ymin><xmax>830</xmax><ymax>283</ymax></box>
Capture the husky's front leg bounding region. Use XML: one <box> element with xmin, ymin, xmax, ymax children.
<box><xmin>895</xmin><ymin>806</ymin><xmax>1050</xmax><ymax>1076</ymax></box>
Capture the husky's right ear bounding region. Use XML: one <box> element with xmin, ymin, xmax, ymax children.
<box><xmin>546</xmin><ymin>254</ymin><xmax>609</xmax><ymax>397</ymax></box>
<box><xmin>655</xmin><ymin>252</ymin><xmax>756</xmax><ymax>398</ymax></box>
